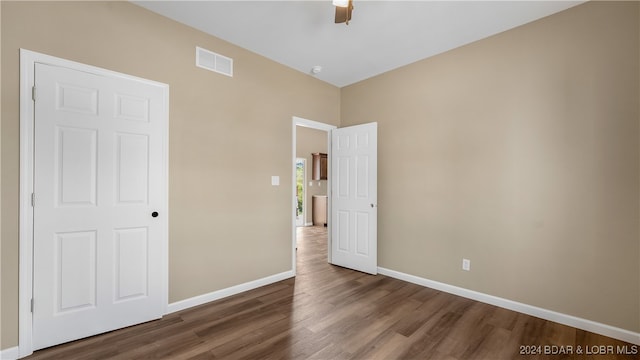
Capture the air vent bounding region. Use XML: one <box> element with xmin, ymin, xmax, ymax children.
<box><xmin>196</xmin><ymin>46</ymin><xmax>233</xmax><ymax>77</ymax></box>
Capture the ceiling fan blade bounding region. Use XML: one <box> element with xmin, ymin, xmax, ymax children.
<box><xmin>334</xmin><ymin>0</ymin><xmax>353</xmax><ymax>24</ymax></box>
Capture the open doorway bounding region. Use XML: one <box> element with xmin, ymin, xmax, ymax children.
<box><xmin>292</xmin><ymin>117</ymin><xmax>336</xmax><ymax>275</ymax></box>
<box><xmin>295</xmin><ymin>158</ymin><xmax>306</xmax><ymax>227</ymax></box>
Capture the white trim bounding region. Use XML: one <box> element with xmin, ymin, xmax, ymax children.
<box><xmin>166</xmin><ymin>271</ymin><xmax>294</xmax><ymax>314</ymax></box>
<box><xmin>292</xmin><ymin>117</ymin><xmax>336</xmax><ymax>274</ymax></box>
<box><xmin>305</xmin><ymin>222</ymin><xmax>314</xmax><ymax>226</ymax></box>
<box><xmin>378</xmin><ymin>267</ymin><xmax>640</xmax><ymax>346</ymax></box>
<box><xmin>160</xmin><ymin>68</ymin><xmax>170</xmax><ymax>318</ymax></box>
<box><xmin>19</xmin><ymin>49</ymin><xmax>36</xmax><ymax>359</ymax></box>
<box><xmin>19</xmin><ymin>49</ymin><xmax>170</xmax><ymax>357</ymax></box>
<box><xmin>0</xmin><ymin>346</ymin><xmax>20</xmax><ymax>360</ymax></box>
<box><xmin>293</xmin><ymin>116</ymin><xmax>337</xmax><ymax>132</ymax></box>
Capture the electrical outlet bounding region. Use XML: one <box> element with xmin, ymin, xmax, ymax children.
<box><xmin>462</xmin><ymin>258</ymin><xmax>471</xmax><ymax>271</ymax></box>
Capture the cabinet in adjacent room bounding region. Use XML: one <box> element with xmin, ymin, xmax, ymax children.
<box><xmin>312</xmin><ymin>153</ymin><xmax>328</xmax><ymax>180</ymax></box>
<box><xmin>312</xmin><ymin>195</ymin><xmax>328</xmax><ymax>226</ymax></box>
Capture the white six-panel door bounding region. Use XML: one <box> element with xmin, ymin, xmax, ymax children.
<box><xmin>32</xmin><ymin>63</ymin><xmax>166</xmax><ymax>350</ymax></box>
<box><xmin>331</xmin><ymin>122</ymin><xmax>377</xmax><ymax>274</ymax></box>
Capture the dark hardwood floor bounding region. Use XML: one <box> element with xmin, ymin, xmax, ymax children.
<box><xmin>27</xmin><ymin>226</ymin><xmax>637</xmax><ymax>359</ymax></box>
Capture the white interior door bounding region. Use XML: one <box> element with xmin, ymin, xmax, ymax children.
<box><xmin>331</xmin><ymin>122</ymin><xmax>377</xmax><ymax>274</ymax></box>
<box><xmin>32</xmin><ymin>63</ymin><xmax>166</xmax><ymax>350</ymax></box>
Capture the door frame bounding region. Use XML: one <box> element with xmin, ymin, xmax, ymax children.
<box><xmin>291</xmin><ymin>117</ymin><xmax>336</xmax><ymax>275</ymax></box>
<box><xmin>18</xmin><ymin>49</ymin><xmax>169</xmax><ymax>357</ymax></box>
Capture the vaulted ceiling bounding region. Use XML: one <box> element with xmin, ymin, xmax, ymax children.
<box><xmin>134</xmin><ymin>1</ymin><xmax>584</xmax><ymax>87</ymax></box>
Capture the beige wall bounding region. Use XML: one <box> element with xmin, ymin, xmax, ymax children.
<box><xmin>341</xmin><ymin>1</ymin><xmax>639</xmax><ymax>333</ymax></box>
<box><xmin>296</xmin><ymin>126</ymin><xmax>328</xmax><ymax>225</ymax></box>
<box><xmin>0</xmin><ymin>1</ymin><xmax>340</xmax><ymax>349</ymax></box>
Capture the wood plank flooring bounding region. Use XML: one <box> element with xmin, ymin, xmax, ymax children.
<box><xmin>26</xmin><ymin>226</ymin><xmax>637</xmax><ymax>359</ymax></box>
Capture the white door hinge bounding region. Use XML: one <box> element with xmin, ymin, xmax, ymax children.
<box><xmin>32</xmin><ymin>86</ymin><xmax>36</xmax><ymax>101</ymax></box>
<box><xmin>31</xmin><ymin>193</ymin><xmax>35</xmax><ymax>207</ymax></box>
<box><xmin>30</xmin><ymin>298</ymin><xmax>34</xmax><ymax>313</ymax></box>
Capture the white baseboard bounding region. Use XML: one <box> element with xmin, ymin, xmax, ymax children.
<box><xmin>378</xmin><ymin>267</ymin><xmax>640</xmax><ymax>346</ymax></box>
<box><xmin>0</xmin><ymin>346</ymin><xmax>19</xmax><ymax>360</ymax></box>
<box><xmin>305</xmin><ymin>222</ymin><xmax>313</xmax><ymax>226</ymax></box>
<box><xmin>166</xmin><ymin>270</ymin><xmax>295</xmax><ymax>314</ymax></box>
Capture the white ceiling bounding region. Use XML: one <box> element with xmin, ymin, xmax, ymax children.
<box><xmin>133</xmin><ymin>1</ymin><xmax>584</xmax><ymax>88</ymax></box>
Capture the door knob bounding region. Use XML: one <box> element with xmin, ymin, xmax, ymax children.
<box><xmin>152</xmin><ymin>211</ymin><xmax>159</xmax><ymax>218</ymax></box>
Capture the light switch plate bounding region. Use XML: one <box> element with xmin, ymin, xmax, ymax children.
<box><xmin>271</xmin><ymin>176</ymin><xmax>280</xmax><ymax>186</ymax></box>
<box><xmin>462</xmin><ymin>258</ymin><xmax>471</xmax><ymax>271</ymax></box>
